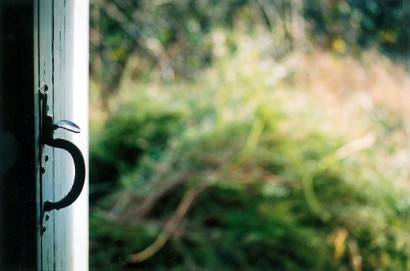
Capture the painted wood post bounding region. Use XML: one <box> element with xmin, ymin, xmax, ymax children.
<box><xmin>34</xmin><ymin>0</ymin><xmax>89</xmax><ymax>270</ymax></box>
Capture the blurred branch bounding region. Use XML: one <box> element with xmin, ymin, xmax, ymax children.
<box><xmin>104</xmin><ymin>0</ymin><xmax>129</xmax><ymax>25</ymax></box>
<box><xmin>119</xmin><ymin>171</ymin><xmax>193</xmax><ymax>222</ymax></box>
<box><xmin>301</xmin><ymin>133</ymin><xmax>377</xmax><ymax>222</ymax></box>
<box><xmin>128</xmin><ymin>181</ymin><xmax>211</xmax><ymax>263</ymax></box>
<box><xmin>335</xmin><ymin>133</ymin><xmax>376</xmax><ymax>160</ymax></box>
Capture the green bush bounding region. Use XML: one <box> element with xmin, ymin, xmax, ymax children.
<box><xmin>90</xmin><ymin>45</ymin><xmax>410</xmax><ymax>270</ymax></box>
<box><xmin>89</xmin><ymin>91</ymin><xmax>186</xmax><ymax>198</ymax></box>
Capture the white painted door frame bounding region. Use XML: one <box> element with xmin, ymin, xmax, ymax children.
<box><xmin>34</xmin><ymin>0</ymin><xmax>88</xmax><ymax>270</ymax></box>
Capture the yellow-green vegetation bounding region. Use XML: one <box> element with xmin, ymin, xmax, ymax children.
<box><xmin>90</xmin><ymin>28</ymin><xmax>410</xmax><ymax>270</ymax></box>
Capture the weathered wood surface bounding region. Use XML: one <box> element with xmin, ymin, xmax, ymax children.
<box><xmin>34</xmin><ymin>0</ymin><xmax>88</xmax><ymax>270</ymax></box>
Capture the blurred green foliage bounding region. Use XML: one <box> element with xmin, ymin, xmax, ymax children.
<box><xmin>89</xmin><ymin>1</ymin><xmax>410</xmax><ymax>270</ymax></box>
<box><xmin>90</xmin><ymin>92</ymin><xmax>185</xmax><ymax>199</ymax></box>
<box><xmin>90</xmin><ymin>0</ymin><xmax>409</xmax><ymax>97</ymax></box>
<box><xmin>90</xmin><ymin>0</ymin><xmax>248</xmax><ymax>95</ymax></box>
<box><xmin>305</xmin><ymin>0</ymin><xmax>409</xmax><ymax>54</ymax></box>
<box><xmin>90</xmin><ymin>48</ymin><xmax>410</xmax><ymax>269</ymax></box>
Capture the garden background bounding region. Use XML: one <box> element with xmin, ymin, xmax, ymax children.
<box><xmin>88</xmin><ymin>1</ymin><xmax>410</xmax><ymax>270</ymax></box>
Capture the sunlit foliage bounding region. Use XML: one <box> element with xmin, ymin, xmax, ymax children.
<box><xmin>90</xmin><ymin>31</ymin><xmax>410</xmax><ymax>270</ymax></box>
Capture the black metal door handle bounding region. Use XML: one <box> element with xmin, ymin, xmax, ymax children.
<box><xmin>43</xmin><ymin>138</ymin><xmax>85</xmax><ymax>212</ymax></box>
<box><xmin>39</xmin><ymin>83</ymin><xmax>86</xmax><ymax>213</ymax></box>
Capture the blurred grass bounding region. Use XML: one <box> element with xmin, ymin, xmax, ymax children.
<box><xmin>90</xmin><ymin>28</ymin><xmax>410</xmax><ymax>270</ymax></box>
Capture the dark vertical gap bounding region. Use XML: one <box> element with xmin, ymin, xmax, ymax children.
<box><xmin>51</xmin><ymin>0</ymin><xmax>55</xmax><ymax>118</ymax></box>
<box><xmin>37</xmin><ymin>0</ymin><xmax>41</xmax><ymax>85</ymax></box>
<box><xmin>0</xmin><ymin>0</ymin><xmax>36</xmax><ymax>269</ymax></box>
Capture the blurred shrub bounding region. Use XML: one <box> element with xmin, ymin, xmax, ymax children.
<box><xmin>90</xmin><ymin>0</ymin><xmax>409</xmax><ymax>99</ymax></box>
<box><xmin>304</xmin><ymin>0</ymin><xmax>410</xmax><ymax>55</ymax></box>
<box><xmin>89</xmin><ymin>91</ymin><xmax>186</xmax><ymax>199</ymax></box>
<box><xmin>90</xmin><ymin>0</ymin><xmax>250</xmax><ymax>96</ymax></box>
<box><xmin>90</xmin><ymin>36</ymin><xmax>410</xmax><ymax>269</ymax></box>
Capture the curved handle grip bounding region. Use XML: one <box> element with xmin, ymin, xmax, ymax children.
<box><xmin>43</xmin><ymin>138</ymin><xmax>86</xmax><ymax>212</ymax></box>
